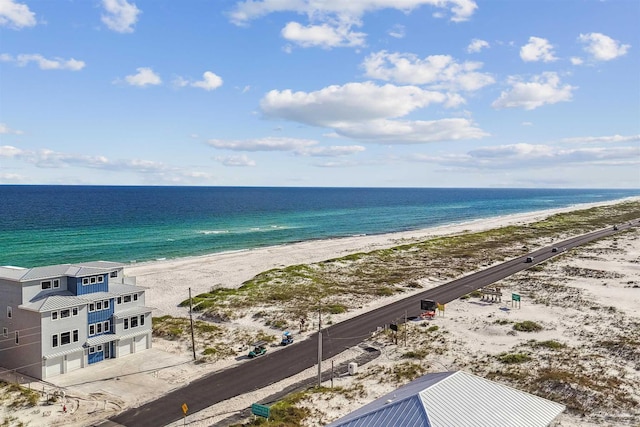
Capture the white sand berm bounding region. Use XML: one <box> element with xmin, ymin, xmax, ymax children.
<box><xmin>2</xmin><ymin>198</ymin><xmax>638</xmax><ymax>427</ymax></box>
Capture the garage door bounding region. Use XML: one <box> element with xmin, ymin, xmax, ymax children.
<box><xmin>134</xmin><ymin>334</ymin><xmax>147</xmax><ymax>353</ymax></box>
<box><xmin>66</xmin><ymin>351</ymin><xmax>83</xmax><ymax>372</ymax></box>
<box><xmin>45</xmin><ymin>357</ymin><xmax>63</xmax><ymax>379</ymax></box>
<box><xmin>119</xmin><ymin>338</ymin><xmax>132</xmax><ymax>357</ymax></box>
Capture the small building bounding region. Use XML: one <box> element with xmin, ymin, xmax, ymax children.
<box><xmin>327</xmin><ymin>370</ymin><xmax>566</xmax><ymax>427</ymax></box>
<box><xmin>0</xmin><ymin>261</ymin><xmax>153</xmax><ymax>380</ymax></box>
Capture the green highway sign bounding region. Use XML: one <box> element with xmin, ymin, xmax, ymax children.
<box><xmin>251</xmin><ymin>403</ymin><xmax>270</xmax><ymax>419</ymax></box>
<box><xmin>512</xmin><ymin>293</ymin><xmax>521</xmax><ymax>302</ymax></box>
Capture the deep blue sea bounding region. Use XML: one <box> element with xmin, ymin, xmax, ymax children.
<box><xmin>1</xmin><ymin>186</ymin><xmax>638</xmax><ymax>267</ymax></box>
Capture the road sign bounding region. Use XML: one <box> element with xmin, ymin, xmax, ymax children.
<box><xmin>421</xmin><ymin>299</ymin><xmax>436</xmax><ymax>311</ymax></box>
<box><xmin>251</xmin><ymin>403</ymin><xmax>270</xmax><ymax>419</ymax></box>
<box><xmin>512</xmin><ymin>293</ymin><xmax>521</xmax><ymax>302</ymax></box>
<box><xmin>182</xmin><ymin>403</ymin><xmax>188</xmax><ymax>414</ymax></box>
<box><xmin>390</xmin><ymin>323</ymin><xmax>398</xmax><ymax>331</ymax></box>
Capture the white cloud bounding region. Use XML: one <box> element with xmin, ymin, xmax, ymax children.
<box><xmin>230</xmin><ymin>0</ymin><xmax>478</xmax><ymax>25</ymax></box>
<box><xmin>281</xmin><ymin>21</ymin><xmax>366</xmax><ymax>48</ymax></box>
<box><xmin>492</xmin><ymin>72</ymin><xmax>575</xmax><ymax>110</ymax></box>
<box><xmin>467</xmin><ymin>38</ymin><xmax>489</xmax><ymax>53</ymax></box>
<box><xmin>1</xmin><ymin>145</ymin><xmax>213</xmax><ymax>183</ymax></box>
<box><xmin>1</xmin><ymin>53</ymin><xmax>85</xmax><ymax>70</ymax></box>
<box><xmin>207</xmin><ymin>137</ymin><xmax>364</xmax><ymax>157</ymax></box>
<box><xmin>124</xmin><ymin>67</ymin><xmax>161</xmax><ymax>87</ymax></box>
<box><xmin>0</xmin><ymin>123</ymin><xmax>23</xmax><ymax>134</ymax></box>
<box><xmin>302</xmin><ymin>145</ymin><xmax>365</xmax><ymax>156</ymax></box>
<box><xmin>411</xmin><ymin>143</ymin><xmax>640</xmax><ymax>169</ymax></box>
<box><xmin>333</xmin><ymin>118</ymin><xmax>488</xmax><ymax>143</ymax></box>
<box><xmin>215</xmin><ymin>154</ymin><xmax>256</xmax><ymax>167</ymax></box>
<box><xmin>521</xmin><ymin>122</ymin><xmax>533</xmax><ymax>126</ymax></box>
<box><xmin>520</xmin><ymin>36</ymin><xmax>557</xmax><ymax>62</ymax></box>
<box><xmin>192</xmin><ymin>71</ymin><xmax>223</xmax><ymax>91</ymax></box>
<box><xmin>261</xmin><ymin>82</ymin><xmax>454</xmax><ymax>127</ymax></box>
<box><xmin>208</xmin><ymin>137</ymin><xmax>317</xmax><ymax>152</ymax></box>
<box><xmin>570</xmin><ymin>57</ymin><xmax>583</xmax><ymax>65</ymax></box>
<box><xmin>0</xmin><ymin>145</ymin><xmax>22</xmax><ymax>157</ymax></box>
<box><xmin>0</xmin><ymin>172</ymin><xmax>26</xmax><ymax>183</ymax></box>
<box><xmin>362</xmin><ymin>51</ymin><xmax>494</xmax><ymax>91</ymax></box>
<box><xmin>387</xmin><ymin>24</ymin><xmax>405</xmax><ymax>39</ymax></box>
<box><xmin>230</xmin><ymin>1</ymin><xmax>476</xmax><ymax>51</ymax></box>
<box><xmin>174</xmin><ymin>71</ymin><xmax>223</xmax><ymax>90</ymax></box>
<box><xmin>260</xmin><ymin>81</ymin><xmax>487</xmax><ymax>143</ymax></box>
<box><xmin>0</xmin><ymin>0</ymin><xmax>36</xmax><ymax>29</ymax></box>
<box><xmin>578</xmin><ymin>32</ymin><xmax>630</xmax><ymax>61</ymax></box>
<box><xmin>561</xmin><ymin>134</ymin><xmax>640</xmax><ymax>144</ymax></box>
<box><xmin>101</xmin><ymin>0</ymin><xmax>141</xmax><ymax>33</ymax></box>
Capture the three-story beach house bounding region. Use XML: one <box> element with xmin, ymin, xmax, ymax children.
<box><xmin>0</xmin><ymin>261</ymin><xmax>153</xmax><ymax>380</ymax></box>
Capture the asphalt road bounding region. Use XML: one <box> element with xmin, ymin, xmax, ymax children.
<box><xmin>108</xmin><ymin>223</ymin><xmax>635</xmax><ymax>427</ymax></box>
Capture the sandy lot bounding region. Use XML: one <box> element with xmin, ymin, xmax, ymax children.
<box><xmin>1</xmin><ymin>199</ymin><xmax>639</xmax><ymax>427</ymax></box>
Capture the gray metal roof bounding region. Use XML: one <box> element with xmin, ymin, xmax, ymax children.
<box><xmin>113</xmin><ymin>306</ymin><xmax>154</xmax><ymax>318</ymax></box>
<box><xmin>78</xmin><ymin>292</ymin><xmax>117</xmax><ymax>301</ymax></box>
<box><xmin>328</xmin><ymin>371</ymin><xmax>565</xmax><ymax>427</ymax></box>
<box><xmin>0</xmin><ymin>266</ymin><xmax>30</xmax><ymax>280</ymax></box>
<box><xmin>43</xmin><ymin>346</ymin><xmax>85</xmax><ymax>360</ymax></box>
<box><xmin>0</xmin><ymin>261</ymin><xmax>124</xmax><ymax>281</ymax></box>
<box><xmin>86</xmin><ymin>334</ymin><xmax>118</xmax><ymax>346</ymax></box>
<box><xmin>108</xmin><ymin>283</ymin><xmax>148</xmax><ymax>294</ymax></box>
<box><xmin>20</xmin><ymin>293</ymin><xmax>89</xmax><ymax>312</ymax></box>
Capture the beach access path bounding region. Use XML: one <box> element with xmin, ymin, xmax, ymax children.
<box><xmin>108</xmin><ymin>223</ymin><xmax>632</xmax><ymax>427</ymax></box>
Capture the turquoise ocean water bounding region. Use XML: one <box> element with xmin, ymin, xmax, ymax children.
<box><xmin>1</xmin><ymin>186</ymin><xmax>638</xmax><ymax>267</ymax></box>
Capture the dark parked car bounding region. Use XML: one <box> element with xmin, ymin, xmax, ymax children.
<box><xmin>525</xmin><ymin>256</ymin><xmax>534</xmax><ymax>263</ymax></box>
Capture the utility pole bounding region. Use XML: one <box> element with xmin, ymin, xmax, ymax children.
<box><xmin>317</xmin><ymin>303</ymin><xmax>322</xmax><ymax>387</ymax></box>
<box><xmin>189</xmin><ymin>288</ymin><xmax>196</xmax><ymax>361</ymax></box>
<box><xmin>404</xmin><ymin>310</ymin><xmax>408</xmax><ymax>347</ymax></box>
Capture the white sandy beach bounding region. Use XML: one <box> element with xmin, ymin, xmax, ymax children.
<box><xmin>2</xmin><ymin>198</ymin><xmax>639</xmax><ymax>427</ymax></box>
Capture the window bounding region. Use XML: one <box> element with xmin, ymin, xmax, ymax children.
<box><xmin>7</xmin><ymin>306</ymin><xmax>12</xmax><ymax>318</ymax></box>
<box><xmin>61</xmin><ymin>332</ymin><xmax>71</xmax><ymax>345</ymax></box>
<box><xmin>15</xmin><ymin>331</ymin><xmax>19</xmax><ymax>345</ymax></box>
<box><xmin>103</xmin><ymin>321</ymin><xmax>110</xmax><ymax>332</ymax></box>
<box><xmin>97</xmin><ymin>344</ymin><xmax>103</xmax><ymax>352</ymax></box>
<box><xmin>89</xmin><ymin>303</ymin><xmax>95</xmax><ymax>312</ymax></box>
<box><xmin>124</xmin><ymin>318</ymin><xmax>129</xmax><ymax>330</ymax></box>
<box><xmin>73</xmin><ymin>330</ymin><xmax>79</xmax><ymax>342</ymax></box>
<box><xmin>41</xmin><ymin>280</ymin><xmax>52</xmax><ymax>289</ymax></box>
<box><xmin>117</xmin><ymin>297</ymin><xmax>122</xmax><ymax>304</ymax></box>
<box><xmin>133</xmin><ymin>294</ymin><xmax>138</xmax><ymax>301</ymax></box>
<box><xmin>52</xmin><ymin>311</ymin><xmax>58</xmax><ymax>321</ymax></box>
<box><xmin>53</xmin><ymin>279</ymin><xmax>60</xmax><ymax>288</ymax></box>
<box><xmin>96</xmin><ymin>301</ymin><xmax>102</xmax><ymax>311</ymax></box>
<box><xmin>60</xmin><ymin>309</ymin><xmax>70</xmax><ymax>318</ymax></box>
<box><xmin>97</xmin><ymin>275</ymin><xmax>104</xmax><ymax>283</ymax></box>
<box><xmin>2</xmin><ymin>327</ymin><xmax>7</xmax><ymax>337</ymax></box>
<box><xmin>89</xmin><ymin>346</ymin><xmax>95</xmax><ymax>354</ymax></box>
<box><xmin>104</xmin><ymin>300</ymin><xmax>110</xmax><ymax>309</ymax></box>
<box><xmin>90</xmin><ymin>276</ymin><xmax>96</xmax><ymax>284</ymax></box>
<box><xmin>123</xmin><ymin>295</ymin><xmax>131</xmax><ymax>303</ymax></box>
<box><xmin>89</xmin><ymin>324</ymin><xmax>95</xmax><ymax>335</ymax></box>
<box><xmin>52</xmin><ymin>335</ymin><xmax>58</xmax><ymax>347</ymax></box>
<box><xmin>82</xmin><ymin>277</ymin><xmax>89</xmax><ymax>285</ymax></box>
<box><xmin>110</xmin><ymin>271</ymin><xmax>118</xmax><ymax>278</ymax></box>
<box><xmin>131</xmin><ymin>316</ymin><xmax>138</xmax><ymax>328</ymax></box>
<box><xmin>72</xmin><ymin>307</ymin><xmax>78</xmax><ymax>316</ymax></box>
<box><xmin>96</xmin><ymin>323</ymin><xmax>103</xmax><ymax>334</ymax></box>
<box><xmin>140</xmin><ymin>315</ymin><xmax>145</xmax><ymax>326</ymax></box>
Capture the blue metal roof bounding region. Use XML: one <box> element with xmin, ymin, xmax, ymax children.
<box><xmin>327</xmin><ymin>371</ymin><xmax>565</xmax><ymax>427</ymax></box>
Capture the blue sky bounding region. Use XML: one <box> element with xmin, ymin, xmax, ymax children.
<box><xmin>1</xmin><ymin>0</ymin><xmax>638</xmax><ymax>188</ymax></box>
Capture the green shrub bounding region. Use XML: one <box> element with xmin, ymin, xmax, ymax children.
<box><xmin>513</xmin><ymin>321</ymin><xmax>543</xmax><ymax>332</ymax></box>
<box><xmin>498</xmin><ymin>353</ymin><xmax>532</xmax><ymax>364</ymax></box>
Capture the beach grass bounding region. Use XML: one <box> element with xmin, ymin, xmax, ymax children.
<box><xmin>178</xmin><ymin>201</ymin><xmax>640</xmax><ymax>325</ymax></box>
